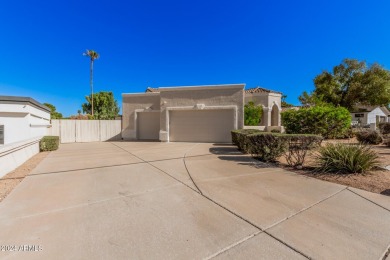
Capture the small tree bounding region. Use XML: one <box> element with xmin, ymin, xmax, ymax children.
<box><xmin>299</xmin><ymin>58</ymin><xmax>390</xmax><ymax>110</ymax></box>
<box><xmin>43</xmin><ymin>103</ymin><xmax>63</xmax><ymax>119</ymax></box>
<box><xmin>82</xmin><ymin>91</ymin><xmax>120</xmax><ymax>120</ymax></box>
<box><xmin>244</xmin><ymin>101</ymin><xmax>263</xmax><ymax>126</ymax></box>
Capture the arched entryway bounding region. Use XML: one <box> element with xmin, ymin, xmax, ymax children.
<box><xmin>271</xmin><ymin>104</ymin><xmax>279</xmax><ymax>126</ymax></box>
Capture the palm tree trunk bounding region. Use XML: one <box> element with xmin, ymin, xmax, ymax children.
<box><xmin>90</xmin><ymin>59</ymin><xmax>94</xmax><ymax>116</ymax></box>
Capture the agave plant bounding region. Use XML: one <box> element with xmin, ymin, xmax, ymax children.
<box><xmin>315</xmin><ymin>143</ymin><xmax>379</xmax><ymax>174</ymax></box>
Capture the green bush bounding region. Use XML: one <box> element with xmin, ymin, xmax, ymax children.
<box><xmin>281</xmin><ymin>105</ymin><xmax>351</xmax><ymax>139</ymax></box>
<box><xmin>246</xmin><ymin>133</ymin><xmax>287</xmax><ymax>162</ymax></box>
<box><xmin>244</xmin><ymin>101</ymin><xmax>263</xmax><ymax>126</ymax></box>
<box><xmin>379</xmin><ymin>122</ymin><xmax>390</xmax><ymax>135</ymax></box>
<box><xmin>355</xmin><ymin>130</ymin><xmax>382</xmax><ymax>145</ymax></box>
<box><xmin>315</xmin><ymin>143</ymin><xmax>379</xmax><ymax>174</ymax></box>
<box><xmin>231</xmin><ymin>129</ymin><xmax>262</xmax><ymax>152</ymax></box>
<box><xmin>40</xmin><ymin>136</ymin><xmax>60</xmax><ymax>151</ymax></box>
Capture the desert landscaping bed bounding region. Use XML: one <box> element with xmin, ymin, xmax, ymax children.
<box><xmin>278</xmin><ymin>138</ymin><xmax>390</xmax><ymax>196</ymax></box>
<box><xmin>0</xmin><ymin>152</ymin><xmax>49</xmax><ymax>202</ymax></box>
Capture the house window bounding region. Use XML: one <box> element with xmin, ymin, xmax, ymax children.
<box><xmin>354</xmin><ymin>113</ymin><xmax>364</xmax><ymax>118</ymax></box>
<box><xmin>0</xmin><ymin>125</ymin><xmax>4</xmax><ymax>145</ymax></box>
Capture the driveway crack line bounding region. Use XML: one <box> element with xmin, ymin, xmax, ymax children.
<box><xmin>109</xmin><ymin>142</ymin><xmax>200</xmax><ymax>193</ymax></box>
<box><xmin>182</xmin><ymin>145</ymin><xmax>311</xmax><ymax>259</ymax></box>
<box><xmin>183</xmin><ymin>143</ymin><xmax>203</xmax><ymax>194</ymax></box>
<box><xmin>26</xmin><ymin>154</ymin><xmax>212</xmax><ymax>178</ymax></box>
<box><xmin>203</xmin><ymin>231</ymin><xmax>262</xmax><ymax>260</ymax></box>
<box><xmin>264</xmin><ymin>187</ymin><xmax>348</xmax><ymax>231</ymax></box>
<box><xmin>1</xmin><ymin>183</ymin><xmax>181</xmax><ymax>220</ymax></box>
<box><xmin>347</xmin><ymin>187</ymin><xmax>390</xmax><ymax>213</ymax></box>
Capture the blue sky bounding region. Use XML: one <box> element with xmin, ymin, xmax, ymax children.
<box><xmin>1</xmin><ymin>0</ymin><xmax>389</xmax><ymax>116</ymax></box>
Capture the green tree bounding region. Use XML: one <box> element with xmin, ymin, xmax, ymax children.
<box><xmin>281</xmin><ymin>95</ymin><xmax>293</xmax><ymax>108</ymax></box>
<box><xmin>43</xmin><ymin>103</ymin><xmax>63</xmax><ymax>119</ymax></box>
<box><xmin>244</xmin><ymin>101</ymin><xmax>263</xmax><ymax>126</ymax></box>
<box><xmin>82</xmin><ymin>91</ymin><xmax>120</xmax><ymax>119</ymax></box>
<box><xmin>83</xmin><ymin>49</ymin><xmax>100</xmax><ymax>116</ymax></box>
<box><xmin>299</xmin><ymin>59</ymin><xmax>390</xmax><ymax>110</ymax></box>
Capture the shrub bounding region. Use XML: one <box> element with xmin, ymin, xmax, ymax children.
<box><xmin>315</xmin><ymin>143</ymin><xmax>379</xmax><ymax>174</ymax></box>
<box><xmin>233</xmin><ymin>130</ymin><xmax>323</xmax><ymax>165</ymax></box>
<box><xmin>384</xmin><ymin>138</ymin><xmax>390</xmax><ymax>147</ymax></box>
<box><xmin>246</xmin><ymin>133</ymin><xmax>287</xmax><ymax>162</ymax></box>
<box><xmin>231</xmin><ymin>129</ymin><xmax>262</xmax><ymax>152</ymax></box>
<box><xmin>244</xmin><ymin>101</ymin><xmax>263</xmax><ymax>126</ymax></box>
<box><xmin>379</xmin><ymin>122</ymin><xmax>390</xmax><ymax>135</ymax></box>
<box><xmin>282</xmin><ymin>135</ymin><xmax>323</xmax><ymax>167</ymax></box>
<box><xmin>40</xmin><ymin>136</ymin><xmax>60</xmax><ymax>151</ymax></box>
<box><xmin>355</xmin><ymin>130</ymin><xmax>382</xmax><ymax>145</ymax></box>
<box><xmin>281</xmin><ymin>105</ymin><xmax>351</xmax><ymax>139</ymax></box>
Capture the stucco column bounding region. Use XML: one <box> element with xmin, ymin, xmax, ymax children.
<box><xmin>262</xmin><ymin>107</ymin><xmax>271</xmax><ymax>126</ymax></box>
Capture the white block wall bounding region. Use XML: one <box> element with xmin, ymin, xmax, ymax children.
<box><xmin>48</xmin><ymin>120</ymin><xmax>122</xmax><ymax>143</ymax></box>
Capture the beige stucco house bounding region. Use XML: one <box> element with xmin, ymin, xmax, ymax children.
<box><xmin>122</xmin><ymin>84</ymin><xmax>282</xmax><ymax>143</ymax></box>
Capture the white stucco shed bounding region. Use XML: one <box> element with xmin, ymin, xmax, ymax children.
<box><xmin>0</xmin><ymin>96</ymin><xmax>51</xmax><ymax>177</ymax></box>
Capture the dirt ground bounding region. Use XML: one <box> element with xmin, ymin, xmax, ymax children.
<box><xmin>279</xmin><ymin>138</ymin><xmax>390</xmax><ymax>196</ymax></box>
<box><xmin>0</xmin><ymin>152</ymin><xmax>49</xmax><ymax>202</ymax></box>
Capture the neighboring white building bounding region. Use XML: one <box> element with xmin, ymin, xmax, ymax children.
<box><xmin>0</xmin><ymin>96</ymin><xmax>51</xmax><ymax>178</ymax></box>
<box><xmin>351</xmin><ymin>106</ymin><xmax>390</xmax><ymax>126</ymax></box>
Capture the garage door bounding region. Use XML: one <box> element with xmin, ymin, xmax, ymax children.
<box><xmin>169</xmin><ymin>109</ymin><xmax>234</xmax><ymax>143</ymax></box>
<box><xmin>137</xmin><ymin>112</ymin><xmax>160</xmax><ymax>140</ymax></box>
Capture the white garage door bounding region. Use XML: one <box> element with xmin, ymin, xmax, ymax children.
<box><xmin>169</xmin><ymin>109</ymin><xmax>234</xmax><ymax>143</ymax></box>
<box><xmin>137</xmin><ymin>112</ymin><xmax>160</xmax><ymax>140</ymax></box>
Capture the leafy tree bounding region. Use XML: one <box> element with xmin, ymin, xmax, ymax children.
<box><xmin>299</xmin><ymin>59</ymin><xmax>390</xmax><ymax>110</ymax></box>
<box><xmin>244</xmin><ymin>101</ymin><xmax>263</xmax><ymax>126</ymax></box>
<box><xmin>82</xmin><ymin>91</ymin><xmax>120</xmax><ymax>119</ymax></box>
<box><xmin>43</xmin><ymin>103</ymin><xmax>63</xmax><ymax>119</ymax></box>
<box><xmin>281</xmin><ymin>95</ymin><xmax>294</xmax><ymax>108</ymax></box>
<box><xmin>83</xmin><ymin>49</ymin><xmax>100</xmax><ymax>116</ymax></box>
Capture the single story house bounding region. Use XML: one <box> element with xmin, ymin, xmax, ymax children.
<box><xmin>0</xmin><ymin>96</ymin><xmax>51</xmax><ymax>178</ymax></box>
<box><xmin>351</xmin><ymin>106</ymin><xmax>390</xmax><ymax>126</ymax></box>
<box><xmin>122</xmin><ymin>84</ymin><xmax>282</xmax><ymax>143</ymax></box>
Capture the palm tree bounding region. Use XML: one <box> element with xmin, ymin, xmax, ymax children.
<box><xmin>83</xmin><ymin>49</ymin><xmax>100</xmax><ymax>116</ymax></box>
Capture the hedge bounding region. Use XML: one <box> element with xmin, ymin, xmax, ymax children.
<box><xmin>246</xmin><ymin>133</ymin><xmax>287</xmax><ymax>162</ymax></box>
<box><xmin>246</xmin><ymin>133</ymin><xmax>322</xmax><ymax>164</ymax></box>
<box><xmin>232</xmin><ymin>131</ymin><xmax>323</xmax><ymax>165</ymax></box>
<box><xmin>40</xmin><ymin>136</ymin><xmax>60</xmax><ymax>151</ymax></box>
<box><xmin>281</xmin><ymin>105</ymin><xmax>351</xmax><ymax>139</ymax></box>
<box><xmin>379</xmin><ymin>122</ymin><xmax>390</xmax><ymax>135</ymax></box>
<box><xmin>355</xmin><ymin>130</ymin><xmax>382</xmax><ymax>145</ymax></box>
<box><xmin>231</xmin><ymin>129</ymin><xmax>262</xmax><ymax>152</ymax></box>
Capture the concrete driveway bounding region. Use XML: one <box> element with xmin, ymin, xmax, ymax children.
<box><xmin>0</xmin><ymin>142</ymin><xmax>390</xmax><ymax>259</ymax></box>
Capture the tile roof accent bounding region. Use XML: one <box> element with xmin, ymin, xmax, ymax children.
<box><xmin>145</xmin><ymin>87</ymin><xmax>160</xmax><ymax>93</ymax></box>
<box><xmin>245</xmin><ymin>86</ymin><xmax>282</xmax><ymax>94</ymax></box>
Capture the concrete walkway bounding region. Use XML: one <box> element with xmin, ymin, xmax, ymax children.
<box><xmin>0</xmin><ymin>142</ymin><xmax>389</xmax><ymax>259</ymax></box>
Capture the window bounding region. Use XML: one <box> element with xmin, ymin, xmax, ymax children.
<box><xmin>0</xmin><ymin>125</ymin><xmax>3</xmax><ymax>145</ymax></box>
<box><xmin>354</xmin><ymin>113</ymin><xmax>364</xmax><ymax>118</ymax></box>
